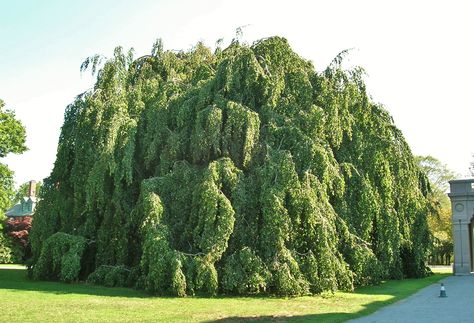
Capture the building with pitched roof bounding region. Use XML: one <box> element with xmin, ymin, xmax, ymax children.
<box><xmin>5</xmin><ymin>181</ymin><xmax>37</xmax><ymax>221</ymax></box>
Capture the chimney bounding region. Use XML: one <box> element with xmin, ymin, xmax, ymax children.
<box><xmin>28</xmin><ymin>180</ymin><xmax>36</xmax><ymax>197</ymax></box>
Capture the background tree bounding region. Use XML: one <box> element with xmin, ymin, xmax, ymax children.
<box><xmin>417</xmin><ymin>156</ymin><xmax>456</xmax><ymax>195</ymax></box>
<box><xmin>0</xmin><ymin>99</ymin><xmax>27</xmax><ymax>263</ymax></box>
<box><xmin>416</xmin><ymin>155</ymin><xmax>456</xmax><ymax>265</ymax></box>
<box><xmin>4</xmin><ymin>217</ymin><xmax>32</xmax><ymax>263</ymax></box>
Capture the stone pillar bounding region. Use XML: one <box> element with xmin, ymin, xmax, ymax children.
<box><xmin>448</xmin><ymin>179</ymin><xmax>474</xmax><ymax>275</ymax></box>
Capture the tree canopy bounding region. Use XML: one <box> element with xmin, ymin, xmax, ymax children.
<box><xmin>416</xmin><ymin>156</ymin><xmax>456</xmax><ymax>197</ymax></box>
<box><xmin>416</xmin><ymin>155</ymin><xmax>455</xmax><ymax>265</ymax></box>
<box><xmin>30</xmin><ymin>37</ymin><xmax>432</xmax><ymax>296</ymax></box>
<box><xmin>0</xmin><ymin>99</ymin><xmax>27</xmax><ymax>263</ymax></box>
<box><xmin>0</xmin><ymin>100</ymin><xmax>27</xmax><ymax>212</ymax></box>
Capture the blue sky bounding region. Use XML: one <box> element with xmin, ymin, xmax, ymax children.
<box><xmin>1</xmin><ymin>0</ymin><xmax>474</xmax><ymax>185</ymax></box>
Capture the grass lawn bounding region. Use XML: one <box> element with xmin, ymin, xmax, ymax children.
<box><xmin>0</xmin><ymin>264</ymin><xmax>450</xmax><ymax>322</ymax></box>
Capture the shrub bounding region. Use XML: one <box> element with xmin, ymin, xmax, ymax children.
<box><xmin>87</xmin><ymin>265</ymin><xmax>130</xmax><ymax>287</ymax></box>
<box><xmin>4</xmin><ymin>217</ymin><xmax>32</xmax><ymax>262</ymax></box>
<box><xmin>32</xmin><ymin>232</ymin><xmax>86</xmax><ymax>282</ymax></box>
<box><xmin>221</xmin><ymin>247</ymin><xmax>270</xmax><ymax>295</ymax></box>
<box><xmin>0</xmin><ymin>234</ymin><xmax>12</xmax><ymax>263</ymax></box>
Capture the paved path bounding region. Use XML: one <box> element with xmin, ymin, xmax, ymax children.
<box><xmin>349</xmin><ymin>275</ymin><xmax>474</xmax><ymax>323</ymax></box>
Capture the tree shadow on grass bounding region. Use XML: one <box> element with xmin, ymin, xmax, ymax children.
<box><xmin>0</xmin><ymin>268</ymin><xmax>148</xmax><ymax>298</ymax></box>
<box><xmin>205</xmin><ymin>301</ymin><xmax>389</xmax><ymax>322</ymax></box>
<box><xmin>206</xmin><ymin>274</ymin><xmax>452</xmax><ymax>323</ymax></box>
<box><xmin>205</xmin><ymin>297</ymin><xmax>408</xmax><ymax>322</ymax></box>
<box><xmin>208</xmin><ymin>314</ymin><xmax>354</xmax><ymax>322</ymax></box>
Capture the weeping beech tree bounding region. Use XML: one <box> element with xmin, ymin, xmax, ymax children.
<box><xmin>30</xmin><ymin>37</ymin><xmax>432</xmax><ymax>296</ymax></box>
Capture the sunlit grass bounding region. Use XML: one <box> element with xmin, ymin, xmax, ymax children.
<box><xmin>0</xmin><ymin>266</ymin><xmax>450</xmax><ymax>322</ymax></box>
<box><xmin>0</xmin><ymin>264</ymin><xmax>26</xmax><ymax>270</ymax></box>
<box><xmin>429</xmin><ymin>266</ymin><xmax>453</xmax><ymax>274</ymax></box>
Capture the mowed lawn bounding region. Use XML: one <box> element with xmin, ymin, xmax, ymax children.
<box><xmin>0</xmin><ymin>265</ymin><xmax>450</xmax><ymax>323</ymax></box>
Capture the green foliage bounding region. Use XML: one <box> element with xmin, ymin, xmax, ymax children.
<box><xmin>32</xmin><ymin>232</ymin><xmax>87</xmax><ymax>282</ymax></box>
<box><xmin>222</xmin><ymin>247</ymin><xmax>270</xmax><ymax>294</ymax></box>
<box><xmin>0</xmin><ymin>100</ymin><xmax>27</xmax><ymax>213</ymax></box>
<box><xmin>0</xmin><ymin>234</ymin><xmax>12</xmax><ymax>263</ymax></box>
<box><xmin>0</xmin><ymin>99</ymin><xmax>27</xmax><ymax>158</ymax></box>
<box><xmin>31</xmin><ymin>37</ymin><xmax>432</xmax><ymax>296</ymax></box>
<box><xmin>416</xmin><ymin>155</ymin><xmax>455</xmax><ymax>265</ymax></box>
<box><xmin>417</xmin><ymin>156</ymin><xmax>456</xmax><ymax>195</ymax></box>
<box><xmin>0</xmin><ymin>163</ymin><xmax>15</xmax><ymax>214</ymax></box>
<box><xmin>87</xmin><ymin>265</ymin><xmax>130</xmax><ymax>287</ymax></box>
<box><xmin>0</xmin><ymin>99</ymin><xmax>27</xmax><ymax>263</ymax></box>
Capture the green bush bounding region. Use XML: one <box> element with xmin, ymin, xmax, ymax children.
<box><xmin>87</xmin><ymin>265</ymin><xmax>130</xmax><ymax>287</ymax></box>
<box><xmin>221</xmin><ymin>247</ymin><xmax>270</xmax><ymax>295</ymax></box>
<box><xmin>32</xmin><ymin>232</ymin><xmax>86</xmax><ymax>282</ymax></box>
<box><xmin>0</xmin><ymin>234</ymin><xmax>12</xmax><ymax>264</ymax></box>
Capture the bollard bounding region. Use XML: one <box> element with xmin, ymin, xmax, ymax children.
<box><xmin>439</xmin><ymin>283</ymin><xmax>447</xmax><ymax>298</ymax></box>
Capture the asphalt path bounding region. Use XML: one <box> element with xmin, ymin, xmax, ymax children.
<box><xmin>348</xmin><ymin>275</ymin><xmax>474</xmax><ymax>323</ymax></box>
